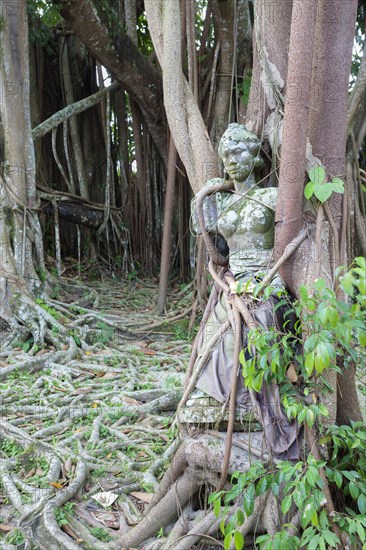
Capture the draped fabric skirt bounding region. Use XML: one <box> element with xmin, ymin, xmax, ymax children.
<box><xmin>193</xmin><ymin>286</ymin><xmax>303</xmax><ymax>459</ymax></box>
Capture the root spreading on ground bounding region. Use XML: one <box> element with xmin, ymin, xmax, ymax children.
<box><xmin>0</xmin><ymin>279</ymin><xmax>196</xmax><ymax>549</ymax></box>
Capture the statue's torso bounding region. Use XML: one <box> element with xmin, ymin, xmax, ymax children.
<box><xmin>216</xmin><ymin>186</ymin><xmax>278</xmax><ymax>276</ymax></box>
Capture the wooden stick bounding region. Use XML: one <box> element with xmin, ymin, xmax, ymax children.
<box><xmin>259</xmin><ymin>228</ymin><xmax>307</xmax><ymax>289</ymax></box>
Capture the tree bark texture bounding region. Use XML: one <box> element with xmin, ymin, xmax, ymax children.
<box><xmin>0</xmin><ymin>0</ymin><xmax>44</xmax><ymax>288</ymax></box>
<box><xmin>157</xmin><ymin>136</ymin><xmax>177</xmax><ymax>314</ymax></box>
<box><xmin>275</xmin><ymin>0</ymin><xmax>318</xmax><ymax>291</ymax></box>
<box><xmin>246</xmin><ymin>0</ymin><xmax>292</xmax><ymax>137</ymax></box>
<box><xmin>145</xmin><ymin>0</ymin><xmax>218</xmax><ymax>194</ymax></box>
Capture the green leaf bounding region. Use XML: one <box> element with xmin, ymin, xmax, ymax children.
<box><xmin>300</xmin><ymin>285</ymin><xmax>308</xmax><ymax>301</ymax></box>
<box><xmin>301</xmin><ymin>502</ymin><xmax>315</xmax><ymax>528</ymax></box>
<box><xmin>256</xmin><ymin>477</ymin><xmax>267</xmax><ymax>495</ymax></box>
<box><xmin>349</xmin><ymin>481</ymin><xmax>359</xmax><ymax>500</ymax></box>
<box><xmin>306</xmin><ymin>408</ymin><xmax>315</xmax><ymax>427</ymax></box>
<box><xmin>322</xmin><ymin>529</ymin><xmax>340</xmax><ymax>547</ymax></box>
<box><xmin>214</xmin><ymin>497</ymin><xmax>221</xmax><ymax>517</ymax></box>
<box><xmin>314</xmin><ymin>182</ymin><xmax>333</xmax><ymax>203</ymax></box>
<box><xmin>358</xmin><ymin>493</ymin><xmax>366</xmax><ymax>515</ymax></box>
<box><xmin>355</xmin><ymin>256</ymin><xmax>366</xmax><ymax>269</ymax></box>
<box><xmin>309</xmin><ymin>166</ymin><xmax>325</xmax><ymax>185</ymax></box>
<box><xmin>304</xmin><ymin>181</ymin><xmax>315</xmax><ymax>199</ymax></box>
<box><xmin>357</xmin><ymin>329</ymin><xmax>366</xmax><ymax>347</ymax></box>
<box><xmin>334</xmin><ymin>470</ymin><xmax>342</xmax><ymax>489</ymax></box>
<box><xmin>357</xmin><ymin>522</ymin><xmax>365</xmax><ymax>543</ymax></box>
<box><xmin>301</xmin><ymin>526</ymin><xmax>316</xmax><ymax>546</ymax></box>
<box><xmin>243</xmin><ymin>484</ymin><xmax>255</xmax><ymax>517</ymax></box>
<box><xmin>308</xmin><ymin>534</ymin><xmax>320</xmax><ymax>550</ymax></box>
<box><xmin>256</xmin><ymin>534</ymin><xmax>271</xmax><ymax>545</ymax></box>
<box><xmin>305</xmin><ymin>351</ymin><xmax>315</xmax><ymax>376</ymax></box>
<box><xmin>281</xmin><ymin>494</ymin><xmax>292</xmax><ymax>515</ymax></box>
<box><xmin>318</xmin><ymin>306</ymin><xmax>329</xmax><ymax>326</ymax></box>
<box><xmin>236</xmin><ymin>509</ymin><xmax>245</xmax><ymax>526</ymax></box>
<box><xmin>224</xmin><ymin>532</ymin><xmax>233</xmax><ymax>550</ymax></box>
<box><xmin>327</xmin><ymin>307</ymin><xmax>339</xmax><ymax>325</ymax></box>
<box><xmin>340</xmin><ymin>272</ymin><xmax>355</xmax><ymax>296</ymax></box>
<box><xmin>306</xmin><ymin>466</ymin><xmax>319</xmax><ymax>487</ymax></box>
<box><xmin>252</xmin><ymin>371</ymin><xmax>264</xmax><ymax>392</ymax></box>
<box><xmin>293</xmin><ymin>489</ymin><xmax>303</xmax><ymax>509</ymax></box>
<box><xmin>234</xmin><ymin>530</ymin><xmax>245</xmax><ymax>550</ymax></box>
<box><xmin>331</xmin><ymin>177</ymin><xmax>344</xmax><ymax>193</ymax></box>
<box><xmin>311</xmin><ymin>509</ymin><xmax>319</xmax><ymax>527</ymax></box>
<box><xmin>314</xmin><ymin>352</ymin><xmax>324</xmax><ymax>373</ymax></box>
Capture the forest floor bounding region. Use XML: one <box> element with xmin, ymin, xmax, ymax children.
<box><xmin>0</xmin><ymin>277</ymin><xmax>202</xmax><ymax>550</ymax></box>
<box><xmin>0</xmin><ymin>277</ymin><xmax>365</xmax><ymax>550</ymax></box>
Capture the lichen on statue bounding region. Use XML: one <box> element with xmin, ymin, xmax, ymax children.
<box><xmin>183</xmin><ymin>123</ymin><xmax>301</xmax><ymax>459</ymax></box>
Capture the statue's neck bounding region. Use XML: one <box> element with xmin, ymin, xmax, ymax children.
<box><xmin>233</xmin><ymin>174</ymin><xmax>257</xmax><ymax>194</ymax></box>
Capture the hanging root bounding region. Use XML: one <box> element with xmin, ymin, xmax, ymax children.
<box><xmin>117</xmin><ymin>467</ymin><xmax>202</xmax><ymax>550</ymax></box>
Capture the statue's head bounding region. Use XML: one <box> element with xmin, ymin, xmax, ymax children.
<box><xmin>218</xmin><ymin>123</ymin><xmax>263</xmax><ymax>183</ymax></box>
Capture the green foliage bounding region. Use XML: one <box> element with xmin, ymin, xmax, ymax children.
<box><xmin>211</xmin><ymin>438</ymin><xmax>366</xmax><ymax>549</ymax></box>
<box><xmin>214</xmin><ymin>259</ymin><xmax>366</xmax><ymax>548</ymax></box>
<box><xmin>304</xmin><ymin>166</ymin><xmax>344</xmax><ymax>203</ymax></box>
<box><xmin>90</xmin><ymin>527</ymin><xmax>113</xmax><ymax>542</ymax></box>
<box><xmin>241</xmin><ymin>258</ymin><xmax>365</xmax><ymax>427</ymax></box>
<box><xmin>1</xmin><ymin>439</ymin><xmax>24</xmax><ymax>458</ymax></box>
<box><xmin>6</xmin><ymin>528</ymin><xmax>25</xmax><ymax>545</ymax></box>
<box><xmin>35</xmin><ymin>299</ymin><xmax>62</xmax><ymax>321</ymax></box>
<box><xmin>239</xmin><ymin>70</ymin><xmax>252</xmax><ymax>107</ymax></box>
<box><xmin>27</xmin><ymin>1</ymin><xmax>61</xmax><ymax>53</ymax></box>
<box><xmin>54</xmin><ymin>502</ymin><xmax>74</xmax><ymax>527</ymax></box>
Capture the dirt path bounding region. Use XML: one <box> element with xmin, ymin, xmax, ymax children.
<box><xmin>0</xmin><ymin>279</ymin><xmax>193</xmax><ymax>549</ymax></box>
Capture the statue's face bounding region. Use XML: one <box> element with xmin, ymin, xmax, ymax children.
<box><xmin>221</xmin><ymin>140</ymin><xmax>255</xmax><ymax>182</ymax></box>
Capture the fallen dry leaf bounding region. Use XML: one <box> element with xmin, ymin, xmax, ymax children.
<box><xmin>35</xmin><ymin>349</ymin><xmax>49</xmax><ymax>356</ymax></box>
<box><xmin>286</xmin><ymin>364</ymin><xmax>298</xmax><ymax>383</ymax></box>
<box><xmin>61</xmin><ymin>523</ymin><xmax>83</xmax><ymax>543</ymax></box>
<box><xmin>23</xmin><ymin>468</ymin><xmax>36</xmax><ymax>480</ymax></box>
<box><xmin>101</xmin><ymin>372</ymin><xmax>120</xmax><ymax>380</ymax></box>
<box><xmin>90</xmin><ymin>510</ymin><xmax>120</xmax><ymax>529</ymax></box>
<box><xmin>64</xmin><ymin>457</ymin><xmax>73</xmax><ymax>473</ymax></box>
<box><xmin>120</xmin><ymin>396</ymin><xmax>141</xmax><ymax>406</ymax></box>
<box><xmin>49</xmin><ymin>482</ymin><xmax>64</xmax><ymax>489</ymax></box>
<box><xmin>0</xmin><ymin>524</ymin><xmax>14</xmax><ymax>532</ymax></box>
<box><xmin>142</xmin><ymin>349</ymin><xmax>156</xmax><ymax>356</ymax></box>
<box><xmin>92</xmin><ymin>491</ymin><xmax>119</xmax><ymax>508</ymax></box>
<box><xmin>130</xmin><ymin>492</ymin><xmax>153</xmax><ymax>504</ymax></box>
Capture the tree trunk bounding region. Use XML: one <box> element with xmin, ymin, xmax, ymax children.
<box><xmin>0</xmin><ymin>0</ymin><xmax>44</xmax><ymax>291</ymax></box>
<box><xmin>145</xmin><ymin>0</ymin><xmax>218</xmax><ymax>194</ymax></box>
<box><xmin>54</xmin><ymin>0</ymin><xmax>167</xmax><ymax>165</ymax></box>
<box><xmin>210</xmin><ymin>0</ymin><xmax>235</xmax><ymax>148</ymax></box>
<box><xmin>275</xmin><ymin>0</ymin><xmax>317</xmax><ymax>292</ymax></box>
<box><xmin>156</xmin><ymin>136</ymin><xmax>177</xmax><ymax>314</ymax></box>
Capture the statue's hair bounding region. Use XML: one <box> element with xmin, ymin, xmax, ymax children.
<box><xmin>218</xmin><ymin>123</ymin><xmax>263</xmax><ymax>168</ymax></box>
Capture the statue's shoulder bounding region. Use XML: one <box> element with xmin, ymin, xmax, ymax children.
<box><xmin>251</xmin><ymin>187</ymin><xmax>278</xmax><ymax>210</ymax></box>
<box><xmin>204</xmin><ymin>177</ymin><xmax>226</xmax><ymax>189</ymax></box>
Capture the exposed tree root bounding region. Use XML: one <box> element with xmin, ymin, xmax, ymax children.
<box><xmin>0</xmin><ymin>279</ymin><xmax>194</xmax><ymax>549</ymax></box>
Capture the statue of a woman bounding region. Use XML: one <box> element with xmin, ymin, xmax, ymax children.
<box><xmin>183</xmin><ymin>123</ymin><xmax>300</xmax><ymax>459</ymax></box>
<box><xmin>118</xmin><ymin>126</ymin><xmax>302</xmax><ymax>549</ymax></box>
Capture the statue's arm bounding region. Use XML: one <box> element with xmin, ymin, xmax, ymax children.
<box><xmin>191</xmin><ymin>178</ymin><xmax>226</xmax><ymax>235</ymax></box>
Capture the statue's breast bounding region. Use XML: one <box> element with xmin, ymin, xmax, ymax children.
<box><xmin>218</xmin><ymin>188</ymin><xmax>277</xmax><ymax>239</ymax></box>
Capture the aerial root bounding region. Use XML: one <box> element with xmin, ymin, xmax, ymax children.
<box><xmin>41</xmin><ymin>461</ymin><xmax>88</xmax><ymax>549</ymax></box>
<box><xmin>117</xmin><ymin>466</ymin><xmax>202</xmax><ymax>550</ymax></box>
